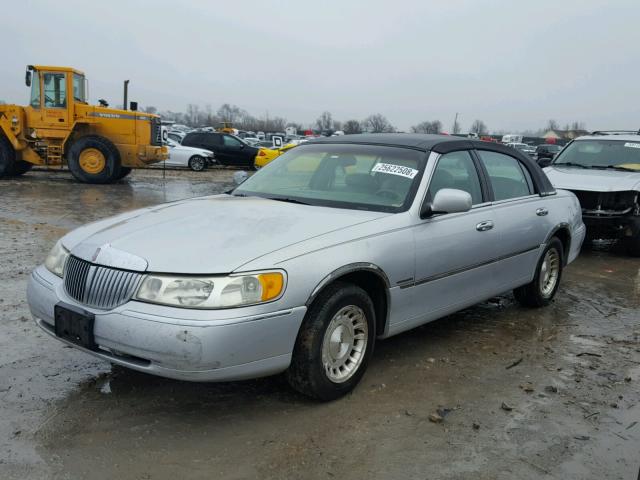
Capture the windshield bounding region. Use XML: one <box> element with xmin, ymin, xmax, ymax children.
<box><xmin>234</xmin><ymin>143</ymin><xmax>425</xmax><ymax>212</ymax></box>
<box><xmin>553</xmin><ymin>140</ymin><xmax>640</xmax><ymax>169</ymax></box>
<box><xmin>73</xmin><ymin>73</ymin><xmax>86</xmax><ymax>103</ymax></box>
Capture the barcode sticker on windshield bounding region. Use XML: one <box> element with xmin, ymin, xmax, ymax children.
<box><xmin>372</xmin><ymin>163</ymin><xmax>419</xmax><ymax>179</ymax></box>
<box><xmin>624</xmin><ymin>142</ymin><xmax>640</xmax><ymax>149</ymax></box>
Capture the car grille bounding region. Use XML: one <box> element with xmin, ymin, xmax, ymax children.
<box><xmin>571</xmin><ymin>190</ymin><xmax>638</xmax><ymax>214</ymax></box>
<box><xmin>64</xmin><ymin>256</ymin><xmax>144</xmax><ymax>310</ymax></box>
<box><xmin>150</xmin><ymin>118</ymin><xmax>163</xmax><ymax>146</ymax></box>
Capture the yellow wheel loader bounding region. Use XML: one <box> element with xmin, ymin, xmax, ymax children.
<box><xmin>0</xmin><ymin>65</ymin><xmax>168</xmax><ymax>184</ymax></box>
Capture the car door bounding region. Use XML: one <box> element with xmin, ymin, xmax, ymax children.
<box><xmin>475</xmin><ymin>149</ymin><xmax>554</xmax><ymax>290</ymax></box>
<box><xmin>408</xmin><ymin>150</ymin><xmax>499</xmax><ymax>328</ymax></box>
<box><xmin>220</xmin><ymin>134</ymin><xmax>256</xmax><ymax>167</ymax></box>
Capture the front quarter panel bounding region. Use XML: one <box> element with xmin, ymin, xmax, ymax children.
<box><xmin>238</xmin><ymin>212</ymin><xmax>417</xmax><ymax>332</ymax></box>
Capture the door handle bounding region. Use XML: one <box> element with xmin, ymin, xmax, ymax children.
<box><xmin>476</xmin><ymin>220</ymin><xmax>494</xmax><ymax>232</ymax></box>
<box><xmin>536</xmin><ymin>208</ymin><xmax>548</xmax><ymax>216</ymax></box>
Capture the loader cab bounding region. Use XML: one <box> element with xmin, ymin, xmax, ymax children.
<box><xmin>25</xmin><ymin>65</ymin><xmax>86</xmax><ymax>131</ymax></box>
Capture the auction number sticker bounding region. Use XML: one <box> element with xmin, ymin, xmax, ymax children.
<box><xmin>372</xmin><ymin>163</ymin><xmax>419</xmax><ymax>179</ymax></box>
<box><xmin>624</xmin><ymin>142</ymin><xmax>640</xmax><ymax>149</ymax></box>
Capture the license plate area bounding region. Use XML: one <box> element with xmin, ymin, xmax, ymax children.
<box><xmin>54</xmin><ymin>303</ymin><xmax>97</xmax><ymax>350</ymax></box>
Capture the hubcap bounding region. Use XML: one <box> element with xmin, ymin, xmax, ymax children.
<box><xmin>79</xmin><ymin>148</ymin><xmax>106</xmax><ymax>174</ymax></box>
<box><xmin>539</xmin><ymin>248</ymin><xmax>560</xmax><ymax>297</ymax></box>
<box><xmin>191</xmin><ymin>157</ymin><xmax>204</xmax><ymax>171</ymax></box>
<box><xmin>321</xmin><ymin>305</ymin><xmax>368</xmax><ymax>383</ymax></box>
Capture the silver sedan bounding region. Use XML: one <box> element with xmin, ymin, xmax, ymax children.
<box><xmin>27</xmin><ymin>134</ymin><xmax>585</xmax><ymax>400</ymax></box>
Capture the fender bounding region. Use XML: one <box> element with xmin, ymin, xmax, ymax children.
<box><xmin>0</xmin><ymin>117</ymin><xmax>23</xmax><ymax>151</ymax></box>
<box><xmin>544</xmin><ymin>222</ymin><xmax>571</xmax><ymax>265</ymax></box>
<box><xmin>305</xmin><ymin>262</ymin><xmax>392</xmax><ymax>336</ymax></box>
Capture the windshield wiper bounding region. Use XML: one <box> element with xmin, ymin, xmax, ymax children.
<box><xmin>268</xmin><ymin>197</ymin><xmax>311</xmax><ymax>205</ymax></box>
<box><xmin>554</xmin><ymin>162</ymin><xmax>590</xmax><ymax>169</ymax></box>
<box><xmin>590</xmin><ymin>165</ymin><xmax>638</xmax><ymax>172</ymax></box>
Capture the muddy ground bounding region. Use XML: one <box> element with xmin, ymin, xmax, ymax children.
<box><xmin>1</xmin><ymin>168</ymin><xmax>639</xmax><ymax>480</ymax></box>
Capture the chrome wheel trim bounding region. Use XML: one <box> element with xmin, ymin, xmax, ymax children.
<box><xmin>321</xmin><ymin>305</ymin><xmax>368</xmax><ymax>384</ymax></box>
<box><xmin>190</xmin><ymin>156</ymin><xmax>205</xmax><ymax>171</ymax></box>
<box><xmin>539</xmin><ymin>248</ymin><xmax>560</xmax><ymax>297</ymax></box>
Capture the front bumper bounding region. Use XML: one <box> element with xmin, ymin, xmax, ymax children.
<box><xmin>27</xmin><ymin>265</ymin><xmax>306</xmax><ymax>382</ymax></box>
<box><xmin>582</xmin><ymin>213</ymin><xmax>640</xmax><ymax>239</ymax></box>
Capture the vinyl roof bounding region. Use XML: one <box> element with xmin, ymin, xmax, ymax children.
<box><xmin>306</xmin><ymin>133</ymin><xmax>462</xmax><ymax>150</ymax></box>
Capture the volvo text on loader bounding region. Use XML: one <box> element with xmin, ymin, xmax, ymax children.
<box><xmin>0</xmin><ymin>65</ymin><xmax>168</xmax><ymax>184</ymax></box>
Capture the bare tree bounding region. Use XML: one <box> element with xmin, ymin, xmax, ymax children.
<box><xmin>143</xmin><ymin>106</ymin><xmax>157</xmax><ymax>115</ymax></box>
<box><xmin>364</xmin><ymin>114</ymin><xmax>395</xmax><ymax>133</ymax></box>
<box><xmin>315</xmin><ymin>111</ymin><xmax>333</xmax><ymax>131</ymax></box>
<box><xmin>343</xmin><ymin>119</ymin><xmax>363</xmax><ymax>134</ymax></box>
<box><xmin>571</xmin><ymin>121</ymin><xmax>585</xmax><ymax>131</ymax></box>
<box><xmin>217</xmin><ymin>103</ymin><xmax>245</xmax><ymax>124</ymax></box>
<box><xmin>411</xmin><ymin>120</ymin><xmax>442</xmax><ymax>134</ymax></box>
<box><xmin>469</xmin><ymin>119</ymin><xmax>488</xmax><ymax>135</ymax></box>
<box><xmin>546</xmin><ymin>119</ymin><xmax>559</xmax><ymax>131</ymax></box>
<box><xmin>452</xmin><ymin>118</ymin><xmax>462</xmax><ymax>134</ymax></box>
<box><xmin>186</xmin><ymin>104</ymin><xmax>200</xmax><ymax>126</ymax></box>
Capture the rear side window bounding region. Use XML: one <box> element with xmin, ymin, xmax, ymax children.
<box><xmin>477</xmin><ymin>151</ymin><xmax>532</xmax><ymax>201</ymax></box>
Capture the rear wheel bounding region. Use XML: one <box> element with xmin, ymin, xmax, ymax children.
<box><xmin>514</xmin><ymin>237</ymin><xmax>564</xmax><ymax>307</ymax></box>
<box><xmin>188</xmin><ymin>155</ymin><xmax>206</xmax><ymax>172</ymax></box>
<box><xmin>10</xmin><ymin>160</ymin><xmax>33</xmax><ymax>176</ymax></box>
<box><xmin>287</xmin><ymin>281</ymin><xmax>375</xmax><ymax>401</ymax></box>
<box><xmin>68</xmin><ymin>136</ymin><xmax>121</xmax><ymax>184</ymax></box>
<box><xmin>0</xmin><ymin>136</ymin><xmax>16</xmax><ymax>178</ymax></box>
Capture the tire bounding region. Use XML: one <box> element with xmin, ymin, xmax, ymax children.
<box><xmin>116</xmin><ymin>167</ymin><xmax>132</xmax><ymax>180</ymax></box>
<box><xmin>0</xmin><ymin>136</ymin><xmax>16</xmax><ymax>178</ymax></box>
<box><xmin>10</xmin><ymin>160</ymin><xmax>33</xmax><ymax>176</ymax></box>
<box><xmin>287</xmin><ymin>281</ymin><xmax>376</xmax><ymax>401</ymax></box>
<box><xmin>623</xmin><ymin>232</ymin><xmax>640</xmax><ymax>257</ymax></box>
<box><xmin>188</xmin><ymin>155</ymin><xmax>206</xmax><ymax>172</ymax></box>
<box><xmin>514</xmin><ymin>237</ymin><xmax>564</xmax><ymax>308</ymax></box>
<box><xmin>67</xmin><ymin>135</ymin><xmax>121</xmax><ymax>184</ymax></box>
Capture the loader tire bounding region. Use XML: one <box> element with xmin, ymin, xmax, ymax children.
<box><xmin>0</xmin><ymin>136</ymin><xmax>16</xmax><ymax>178</ymax></box>
<box><xmin>116</xmin><ymin>167</ymin><xmax>132</xmax><ymax>180</ymax></box>
<box><xmin>10</xmin><ymin>161</ymin><xmax>33</xmax><ymax>176</ymax></box>
<box><xmin>68</xmin><ymin>135</ymin><xmax>121</xmax><ymax>184</ymax></box>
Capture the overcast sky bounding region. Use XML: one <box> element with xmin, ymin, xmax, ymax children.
<box><xmin>1</xmin><ymin>0</ymin><xmax>638</xmax><ymax>132</ymax></box>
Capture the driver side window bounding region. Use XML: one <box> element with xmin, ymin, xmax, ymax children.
<box><xmin>223</xmin><ymin>135</ymin><xmax>242</xmax><ymax>147</ymax></box>
<box><xmin>43</xmin><ymin>72</ymin><xmax>67</xmax><ymax>108</ymax></box>
<box><xmin>427</xmin><ymin>151</ymin><xmax>483</xmax><ymax>205</ymax></box>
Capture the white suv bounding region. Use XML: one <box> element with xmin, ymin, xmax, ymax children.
<box><xmin>543</xmin><ymin>131</ymin><xmax>640</xmax><ymax>255</ymax></box>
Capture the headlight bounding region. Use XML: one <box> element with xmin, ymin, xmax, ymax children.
<box><xmin>134</xmin><ymin>271</ymin><xmax>285</xmax><ymax>309</ymax></box>
<box><xmin>44</xmin><ymin>240</ymin><xmax>70</xmax><ymax>277</ymax></box>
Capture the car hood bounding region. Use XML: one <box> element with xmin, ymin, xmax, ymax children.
<box><xmin>543</xmin><ymin>166</ymin><xmax>640</xmax><ymax>192</ymax></box>
<box><xmin>62</xmin><ymin>195</ymin><xmax>389</xmax><ymax>274</ymax></box>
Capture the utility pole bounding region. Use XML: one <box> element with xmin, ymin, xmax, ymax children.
<box><xmin>452</xmin><ymin>112</ymin><xmax>459</xmax><ymax>134</ymax></box>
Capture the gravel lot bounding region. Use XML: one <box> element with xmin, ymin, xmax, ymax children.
<box><xmin>1</xmin><ymin>169</ymin><xmax>639</xmax><ymax>480</ymax></box>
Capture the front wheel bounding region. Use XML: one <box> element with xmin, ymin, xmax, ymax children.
<box><xmin>287</xmin><ymin>281</ymin><xmax>375</xmax><ymax>401</ymax></box>
<box><xmin>68</xmin><ymin>135</ymin><xmax>121</xmax><ymax>184</ymax></box>
<box><xmin>623</xmin><ymin>230</ymin><xmax>640</xmax><ymax>257</ymax></box>
<box><xmin>188</xmin><ymin>155</ymin><xmax>206</xmax><ymax>172</ymax></box>
<box><xmin>514</xmin><ymin>237</ymin><xmax>564</xmax><ymax>307</ymax></box>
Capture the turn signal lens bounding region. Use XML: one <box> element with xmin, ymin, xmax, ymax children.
<box><xmin>258</xmin><ymin>273</ymin><xmax>284</xmax><ymax>301</ymax></box>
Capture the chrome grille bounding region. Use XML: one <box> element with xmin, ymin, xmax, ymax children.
<box><xmin>150</xmin><ymin>118</ymin><xmax>163</xmax><ymax>146</ymax></box>
<box><xmin>64</xmin><ymin>256</ymin><xmax>143</xmax><ymax>310</ymax></box>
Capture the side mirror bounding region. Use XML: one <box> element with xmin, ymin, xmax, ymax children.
<box><xmin>25</xmin><ymin>70</ymin><xmax>32</xmax><ymax>87</ymax></box>
<box><xmin>130</xmin><ymin>101</ymin><xmax>138</xmax><ymax>111</ymax></box>
<box><xmin>421</xmin><ymin>188</ymin><xmax>472</xmax><ymax>218</ymax></box>
<box><xmin>233</xmin><ymin>170</ymin><xmax>248</xmax><ymax>185</ymax></box>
